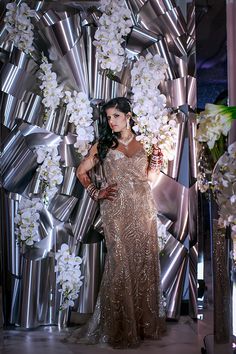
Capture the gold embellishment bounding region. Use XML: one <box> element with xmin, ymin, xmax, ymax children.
<box><xmin>70</xmin><ymin>145</ymin><xmax>166</xmax><ymax>348</ymax></box>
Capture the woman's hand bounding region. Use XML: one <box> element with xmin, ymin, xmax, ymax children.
<box><xmin>98</xmin><ymin>183</ymin><xmax>118</xmax><ymax>201</ymax></box>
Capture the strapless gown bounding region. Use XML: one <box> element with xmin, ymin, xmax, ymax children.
<box><xmin>68</xmin><ymin>147</ymin><xmax>166</xmax><ymax>348</ymax></box>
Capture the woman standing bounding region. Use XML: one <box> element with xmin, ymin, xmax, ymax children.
<box><xmin>74</xmin><ymin>97</ymin><xmax>166</xmax><ymax>348</ymax></box>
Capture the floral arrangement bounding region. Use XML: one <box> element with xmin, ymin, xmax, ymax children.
<box><xmin>196</xmin><ymin>104</ymin><xmax>233</xmax><ymax>155</ymax></box>
<box><xmin>38</xmin><ymin>55</ymin><xmax>64</xmax><ymax>122</ymax></box>
<box><xmin>55</xmin><ymin>243</ymin><xmax>83</xmax><ymax>310</ymax></box>
<box><xmin>93</xmin><ymin>0</ymin><xmax>132</xmax><ymax>73</ymax></box>
<box><xmin>196</xmin><ymin>103</ymin><xmax>236</xmax><ymax>193</ymax></box>
<box><xmin>14</xmin><ymin>143</ymin><xmax>63</xmax><ymax>246</ymax></box>
<box><xmin>15</xmin><ymin>198</ymin><xmax>43</xmax><ymax>246</ymax></box>
<box><xmin>4</xmin><ymin>2</ymin><xmax>35</xmax><ymax>54</ymax></box>
<box><xmin>35</xmin><ymin>143</ymin><xmax>63</xmax><ymax>204</ymax></box>
<box><xmin>196</xmin><ymin>139</ymin><xmax>217</xmax><ymax>194</ymax></box>
<box><xmin>38</xmin><ymin>56</ymin><xmax>95</xmax><ymax>156</ymax></box>
<box><xmin>212</xmin><ymin>142</ymin><xmax>236</xmax><ymax>262</ymax></box>
<box><xmin>63</xmin><ymin>91</ymin><xmax>94</xmax><ymax>156</ymax></box>
<box><xmin>131</xmin><ymin>53</ymin><xmax>177</xmax><ymax>159</ymax></box>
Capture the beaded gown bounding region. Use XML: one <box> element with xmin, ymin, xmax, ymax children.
<box><xmin>69</xmin><ymin>146</ymin><xmax>166</xmax><ymax>348</ymax></box>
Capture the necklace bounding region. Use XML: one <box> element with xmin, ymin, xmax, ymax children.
<box><xmin>118</xmin><ymin>134</ymin><xmax>134</xmax><ymax>147</ymax></box>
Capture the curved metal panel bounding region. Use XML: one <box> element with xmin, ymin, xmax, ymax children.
<box><xmin>189</xmin><ymin>182</ymin><xmax>198</xmax><ymax>245</ymax></box>
<box><xmin>0</xmin><ymin>63</ymin><xmax>36</xmax><ymax>100</ymax></box>
<box><xmin>189</xmin><ymin>243</ymin><xmax>198</xmax><ymax>318</ymax></box>
<box><xmin>160</xmin><ymin>234</ymin><xmax>188</xmax><ymax>292</ymax></box>
<box><xmin>188</xmin><ymin>113</ymin><xmax>197</xmax><ymax>180</ymax></box>
<box><xmin>71</xmin><ymin>190</ymin><xmax>98</xmax><ymax>250</ymax></box>
<box><xmin>126</xmin><ymin>26</ymin><xmax>158</xmax><ymax>56</ymax></box>
<box><xmin>167</xmin><ymin>112</ymin><xmax>186</xmax><ymax>179</ymax></box>
<box><xmin>2</xmin><ymin>142</ymin><xmax>38</xmax><ymax>193</ymax></box>
<box><xmin>1</xmin><ymin>93</ymin><xmax>24</xmax><ymax>129</ymax></box>
<box><xmin>165</xmin><ymin>255</ymin><xmax>188</xmax><ymax>319</ymax></box>
<box><xmin>59</xmin><ymin>134</ymin><xmax>80</xmax><ymax>167</ymax></box>
<box><xmin>75</xmin><ymin>240</ymin><xmax>105</xmax><ymax>313</ymax></box>
<box><xmin>9</xmin><ymin>46</ymin><xmax>38</xmax><ymax>73</ymax></box>
<box><xmin>40</xmin><ymin>12</ymin><xmax>81</xmax><ymax>56</ymax></box>
<box><xmin>48</xmin><ymin>194</ymin><xmax>78</xmax><ymax>221</ymax></box>
<box><xmin>152</xmin><ymin>172</ymin><xmax>189</xmax><ymax>242</ymax></box>
<box><xmin>20</xmin><ymin>255</ymin><xmax>56</xmax><ymax>328</ymax></box>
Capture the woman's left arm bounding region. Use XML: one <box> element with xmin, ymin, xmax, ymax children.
<box><xmin>147</xmin><ymin>145</ymin><xmax>163</xmax><ymax>182</ymax></box>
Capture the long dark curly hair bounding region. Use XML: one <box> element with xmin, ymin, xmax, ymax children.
<box><xmin>97</xmin><ymin>97</ymin><xmax>134</xmax><ymax>163</ymax></box>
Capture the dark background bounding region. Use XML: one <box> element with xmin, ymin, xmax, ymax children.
<box><xmin>196</xmin><ymin>0</ymin><xmax>227</xmax><ymax>108</ymax></box>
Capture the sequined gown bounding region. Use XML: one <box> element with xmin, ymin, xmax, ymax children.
<box><xmin>70</xmin><ymin>147</ymin><xmax>166</xmax><ymax>348</ymax></box>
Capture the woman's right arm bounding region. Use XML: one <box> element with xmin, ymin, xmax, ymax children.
<box><xmin>76</xmin><ymin>143</ymin><xmax>117</xmax><ymax>201</ymax></box>
<box><xmin>76</xmin><ymin>143</ymin><xmax>99</xmax><ymax>188</ymax></box>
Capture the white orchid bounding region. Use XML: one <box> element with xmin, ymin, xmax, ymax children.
<box><xmin>35</xmin><ymin>143</ymin><xmax>63</xmax><ymax>204</ymax></box>
<box><xmin>63</xmin><ymin>91</ymin><xmax>94</xmax><ymax>156</ymax></box>
<box><xmin>212</xmin><ymin>142</ymin><xmax>236</xmax><ymax>261</ymax></box>
<box><xmin>38</xmin><ymin>55</ymin><xmax>64</xmax><ymax>122</ymax></box>
<box><xmin>196</xmin><ymin>104</ymin><xmax>236</xmax><ymax>194</ymax></box>
<box><xmin>4</xmin><ymin>2</ymin><xmax>35</xmax><ymax>54</ymax></box>
<box><xmin>15</xmin><ymin>197</ymin><xmax>44</xmax><ymax>246</ymax></box>
<box><xmin>93</xmin><ymin>0</ymin><xmax>132</xmax><ymax>73</ymax></box>
<box><xmin>131</xmin><ymin>53</ymin><xmax>177</xmax><ymax>164</ymax></box>
<box><xmin>55</xmin><ymin>243</ymin><xmax>83</xmax><ymax>310</ymax></box>
<box><xmin>39</xmin><ymin>55</ymin><xmax>94</xmax><ymax>156</ymax></box>
<box><xmin>196</xmin><ymin>103</ymin><xmax>236</xmax><ymax>152</ymax></box>
<box><xmin>196</xmin><ymin>114</ymin><xmax>231</xmax><ymax>150</ymax></box>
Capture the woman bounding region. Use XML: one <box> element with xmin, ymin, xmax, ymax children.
<box><xmin>74</xmin><ymin>97</ymin><xmax>166</xmax><ymax>348</ymax></box>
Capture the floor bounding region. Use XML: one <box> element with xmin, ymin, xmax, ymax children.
<box><xmin>1</xmin><ymin>317</ymin><xmax>200</xmax><ymax>354</ymax></box>
<box><xmin>1</xmin><ymin>314</ymin><xmax>234</xmax><ymax>354</ymax></box>
<box><xmin>0</xmin><ymin>269</ymin><xmax>234</xmax><ymax>354</ymax></box>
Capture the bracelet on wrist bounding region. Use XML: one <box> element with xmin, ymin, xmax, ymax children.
<box><xmin>149</xmin><ymin>162</ymin><xmax>161</xmax><ymax>171</ymax></box>
<box><xmin>149</xmin><ymin>147</ymin><xmax>164</xmax><ymax>171</ymax></box>
<box><xmin>150</xmin><ymin>155</ymin><xmax>159</xmax><ymax>161</ymax></box>
<box><xmin>86</xmin><ymin>183</ymin><xmax>100</xmax><ymax>201</ymax></box>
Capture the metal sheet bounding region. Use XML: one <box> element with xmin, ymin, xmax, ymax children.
<box><xmin>0</xmin><ymin>92</ymin><xmax>24</xmax><ymax>129</ymax></box>
<box><xmin>188</xmin><ymin>182</ymin><xmax>198</xmax><ymax>245</ymax></box>
<box><xmin>2</xmin><ymin>142</ymin><xmax>38</xmax><ymax>193</ymax></box>
<box><xmin>160</xmin><ymin>234</ymin><xmax>188</xmax><ymax>292</ymax></box>
<box><xmin>20</xmin><ymin>255</ymin><xmax>56</xmax><ymax>328</ymax></box>
<box><xmin>165</xmin><ymin>254</ymin><xmax>188</xmax><ymax>319</ymax></box>
<box><xmin>189</xmin><ymin>243</ymin><xmax>198</xmax><ymax>318</ymax></box>
<box><xmin>152</xmin><ymin>172</ymin><xmax>189</xmax><ymax>241</ymax></box>
<box><xmin>125</xmin><ymin>0</ymin><xmax>147</xmax><ymax>15</ymax></box>
<box><xmin>39</xmin><ymin>12</ymin><xmax>81</xmax><ymax>56</ymax></box>
<box><xmin>59</xmin><ymin>134</ymin><xmax>81</xmax><ymax>167</ymax></box>
<box><xmin>187</xmin><ymin>75</ymin><xmax>196</xmax><ymax>109</ymax></box>
<box><xmin>126</xmin><ymin>26</ymin><xmax>158</xmax><ymax>56</ymax></box>
<box><xmin>9</xmin><ymin>46</ymin><xmax>38</xmax><ymax>73</ymax></box>
<box><xmin>48</xmin><ymin>194</ymin><xmax>78</xmax><ymax>221</ymax></box>
<box><xmin>0</xmin><ymin>63</ymin><xmax>35</xmax><ymax>100</ymax></box>
<box><xmin>74</xmin><ymin>240</ymin><xmax>105</xmax><ymax>314</ymax></box>
<box><xmin>188</xmin><ymin>113</ymin><xmax>197</xmax><ymax>179</ymax></box>
<box><xmin>160</xmin><ymin>77</ymin><xmax>186</xmax><ymax>108</ymax></box>
<box><xmin>71</xmin><ymin>190</ymin><xmax>99</xmax><ymax>251</ymax></box>
<box><xmin>166</xmin><ymin>111</ymin><xmax>186</xmax><ymax>179</ymax></box>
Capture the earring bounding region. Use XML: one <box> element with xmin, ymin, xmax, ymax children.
<box><xmin>126</xmin><ymin>118</ymin><xmax>130</xmax><ymax>130</ymax></box>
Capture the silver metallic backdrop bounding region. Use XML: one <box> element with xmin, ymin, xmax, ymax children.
<box><xmin>0</xmin><ymin>0</ymin><xmax>197</xmax><ymax>328</ymax></box>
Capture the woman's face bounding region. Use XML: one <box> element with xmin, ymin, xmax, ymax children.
<box><xmin>106</xmin><ymin>107</ymin><xmax>129</xmax><ymax>133</ymax></box>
